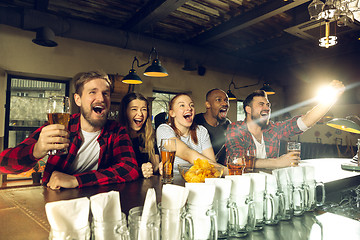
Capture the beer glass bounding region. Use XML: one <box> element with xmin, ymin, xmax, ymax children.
<box><xmin>158</xmin><ymin>203</ymin><xmax>194</xmax><ymax>240</ymax></box>
<box><xmin>287</xmin><ymin>142</ymin><xmax>301</xmax><ymax>157</ymax></box>
<box><xmin>160</xmin><ymin>139</ymin><xmax>176</xmax><ymax>183</ymax></box>
<box><xmin>226</xmin><ymin>153</ymin><xmax>245</xmax><ymax>175</ymax></box>
<box><xmin>91</xmin><ymin>213</ymin><xmax>130</xmax><ymax>240</ymax></box>
<box><xmin>47</xmin><ymin>96</ymin><xmax>70</xmax><ymax>155</ymax></box>
<box><xmin>128</xmin><ymin>206</ymin><xmax>160</xmax><ymax>240</ymax></box>
<box><xmin>244</xmin><ymin>149</ymin><xmax>256</xmax><ymax>173</ymax></box>
<box><xmin>186</xmin><ymin>204</ymin><xmax>218</xmax><ymax>240</ymax></box>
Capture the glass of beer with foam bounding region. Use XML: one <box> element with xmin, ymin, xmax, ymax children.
<box><xmin>47</xmin><ymin>96</ymin><xmax>70</xmax><ymax>155</ymax></box>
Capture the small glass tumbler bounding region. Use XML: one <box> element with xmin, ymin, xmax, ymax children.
<box><xmin>49</xmin><ymin>225</ymin><xmax>91</xmax><ymax>240</ymax></box>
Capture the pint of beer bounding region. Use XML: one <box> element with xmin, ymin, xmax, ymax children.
<box><xmin>47</xmin><ymin>96</ymin><xmax>70</xmax><ymax>155</ymax></box>
<box><xmin>160</xmin><ymin>139</ymin><xmax>176</xmax><ymax>183</ymax></box>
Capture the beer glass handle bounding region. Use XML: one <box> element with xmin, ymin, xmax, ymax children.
<box><xmin>294</xmin><ymin>186</ymin><xmax>305</xmax><ymax>215</ymax></box>
<box><xmin>227</xmin><ymin>201</ymin><xmax>238</xmax><ymax>233</ymax></box>
<box><xmin>264</xmin><ymin>193</ymin><xmax>275</xmax><ymax>221</ymax></box>
<box><xmin>316</xmin><ymin>181</ymin><xmax>326</xmax><ymax>206</ymax></box>
<box><xmin>303</xmin><ymin>183</ymin><xmax>311</xmax><ymax>210</ymax></box>
<box><xmin>206</xmin><ymin>209</ymin><xmax>218</xmax><ymax>240</ymax></box>
<box><xmin>246</xmin><ymin>199</ymin><xmax>256</xmax><ymax>231</ymax></box>
<box><xmin>181</xmin><ymin>212</ymin><xmax>194</xmax><ymax>240</ymax></box>
<box><xmin>277</xmin><ymin>191</ymin><xmax>286</xmax><ymax>219</ymax></box>
<box><xmin>115</xmin><ymin>224</ymin><xmax>130</xmax><ymax>240</ymax></box>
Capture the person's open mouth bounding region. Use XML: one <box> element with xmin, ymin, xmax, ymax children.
<box><xmin>183</xmin><ymin>112</ymin><xmax>193</xmax><ymax>123</ymax></box>
<box><xmin>92</xmin><ymin>105</ymin><xmax>106</xmax><ymax>116</ymax></box>
<box><xmin>133</xmin><ymin>118</ymin><xmax>144</xmax><ymax>127</ymax></box>
<box><xmin>219</xmin><ymin>107</ymin><xmax>228</xmax><ymax>118</ymax></box>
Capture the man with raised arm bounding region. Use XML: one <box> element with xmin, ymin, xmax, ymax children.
<box><xmin>225</xmin><ymin>80</ymin><xmax>345</xmax><ymax>168</ymax></box>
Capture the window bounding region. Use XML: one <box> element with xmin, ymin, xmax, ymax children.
<box><xmin>4</xmin><ymin>75</ymin><xmax>69</xmax><ymax>149</ymax></box>
<box><xmin>152</xmin><ymin>91</ymin><xmax>177</xmax><ymax>127</ymax></box>
<box><xmin>237</xmin><ymin>101</ymin><xmax>245</xmax><ymax>121</ymax></box>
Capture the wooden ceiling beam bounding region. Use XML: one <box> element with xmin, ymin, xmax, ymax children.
<box><xmin>187</xmin><ymin>0</ymin><xmax>311</xmax><ymax>45</ymax></box>
<box><xmin>123</xmin><ymin>0</ymin><xmax>189</xmax><ymax>31</ymax></box>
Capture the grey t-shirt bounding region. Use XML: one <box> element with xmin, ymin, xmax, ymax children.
<box><xmin>156</xmin><ymin>123</ymin><xmax>212</xmax><ymax>170</ymax></box>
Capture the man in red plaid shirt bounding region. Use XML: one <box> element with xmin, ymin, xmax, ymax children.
<box><xmin>225</xmin><ymin>80</ymin><xmax>344</xmax><ymax>169</ymax></box>
<box><xmin>0</xmin><ymin>70</ymin><xmax>140</xmax><ymax>189</ymax></box>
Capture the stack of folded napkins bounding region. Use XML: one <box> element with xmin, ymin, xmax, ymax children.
<box><xmin>45</xmin><ymin>197</ymin><xmax>90</xmax><ymax>240</ymax></box>
<box><xmin>161</xmin><ymin>184</ymin><xmax>189</xmax><ymax>240</ymax></box>
<box><xmin>90</xmin><ymin>191</ymin><xmax>125</xmax><ymax>240</ymax></box>
<box><xmin>138</xmin><ymin>188</ymin><xmax>159</xmax><ymax>240</ymax></box>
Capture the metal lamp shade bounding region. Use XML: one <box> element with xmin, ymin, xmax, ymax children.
<box><xmin>143</xmin><ymin>59</ymin><xmax>168</xmax><ymax>77</ymax></box>
<box><xmin>326</xmin><ymin>118</ymin><xmax>360</xmax><ymax>134</ymax></box>
<box><xmin>32</xmin><ymin>27</ymin><xmax>58</xmax><ymax>47</ymax></box>
<box><xmin>122</xmin><ymin>69</ymin><xmax>142</xmax><ymax>84</ymax></box>
<box><xmin>227</xmin><ymin>89</ymin><xmax>237</xmax><ymax>101</ymax></box>
<box><xmin>260</xmin><ymin>83</ymin><xmax>275</xmax><ymax>95</ymax></box>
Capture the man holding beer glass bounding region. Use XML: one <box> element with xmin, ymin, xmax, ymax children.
<box><xmin>0</xmin><ymin>70</ymin><xmax>139</xmax><ymax>189</ymax></box>
<box><xmin>225</xmin><ymin>80</ymin><xmax>344</xmax><ymax>169</ymax></box>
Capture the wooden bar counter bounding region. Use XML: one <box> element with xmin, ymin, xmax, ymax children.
<box><xmin>0</xmin><ymin>158</ymin><xmax>359</xmax><ymax>240</ymax></box>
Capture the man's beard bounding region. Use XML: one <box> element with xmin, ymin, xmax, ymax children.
<box><xmin>81</xmin><ymin>107</ymin><xmax>108</xmax><ymax>129</ymax></box>
<box><xmin>251</xmin><ymin>113</ymin><xmax>270</xmax><ymax>129</ymax></box>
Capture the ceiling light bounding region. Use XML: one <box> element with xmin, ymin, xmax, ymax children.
<box><xmin>32</xmin><ymin>27</ymin><xmax>58</xmax><ymax>47</ymax></box>
<box><xmin>260</xmin><ymin>83</ymin><xmax>275</xmax><ymax>95</ymax></box>
<box><xmin>308</xmin><ymin>0</ymin><xmax>358</xmax><ymax>47</ymax></box>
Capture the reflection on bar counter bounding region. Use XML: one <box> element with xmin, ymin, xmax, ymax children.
<box><xmin>318</xmin><ymin>184</ymin><xmax>360</xmax><ymax>221</ymax></box>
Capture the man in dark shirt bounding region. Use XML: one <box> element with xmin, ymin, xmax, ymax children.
<box><xmin>0</xmin><ymin>70</ymin><xmax>140</xmax><ymax>189</ymax></box>
<box><xmin>194</xmin><ymin>89</ymin><xmax>231</xmax><ymax>165</ymax></box>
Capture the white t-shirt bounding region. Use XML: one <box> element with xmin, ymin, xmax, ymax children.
<box><xmin>156</xmin><ymin>124</ymin><xmax>212</xmax><ymax>170</ymax></box>
<box><xmin>68</xmin><ymin>129</ymin><xmax>101</xmax><ymax>174</ymax></box>
<box><xmin>251</xmin><ymin>117</ymin><xmax>308</xmax><ymax>159</ymax></box>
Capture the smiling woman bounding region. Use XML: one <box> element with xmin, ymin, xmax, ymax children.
<box><xmin>120</xmin><ymin>92</ymin><xmax>160</xmax><ymax>178</ymax></box>
<box><xmin>156</xmin><ymin>93</ymin><xmax>216</xmax><ymax>171</ymax></box>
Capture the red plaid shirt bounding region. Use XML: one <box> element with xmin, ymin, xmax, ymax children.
<box><xmin>225</xmin><ymin>116</ymin><xmax>303</xmax><ymax>159</ymax></box>
<box><xmin>0</xmin><ymin>113</ymin><xmax>140</xmax><ymax>187</ymax></box>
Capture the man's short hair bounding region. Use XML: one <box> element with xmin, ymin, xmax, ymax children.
<box><xmin>74</xmin><ymin>70</ymin><xmax>112</xmax><ymax>96</ymax></box>
<box><xmin>205</xmin><ymin>88</ymin><xmax>222</xmax><ymax>100</ymax></box>
<box><xmin>243</xmin><ymin>90</ymin><xmax>267</xmax><ymax>113</ymax></box>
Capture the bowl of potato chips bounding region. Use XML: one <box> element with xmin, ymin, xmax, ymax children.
<box><xmin>179</xmin><ymin>159</ymin><xmax>224</xmax><ymax>183</ymax></box>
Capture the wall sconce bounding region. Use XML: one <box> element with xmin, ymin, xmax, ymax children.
<box><xmin>260</xmin><ymin>83</ymin><xmax>276</xmax><ymax>95</ymax></box>
<box><xmin>227</xmin><ymin>76</ymin><xmax>261</xmax><ymax>101</ymax></box>
<box><xmin>122</xmin><ymin>47</ymin><xmax>168</xmax><ymax>84</ymax></box>
<box><xmin>32</xmin><ymin>26</ymin><xmax>58</xmax><ymax>47</ymax></box>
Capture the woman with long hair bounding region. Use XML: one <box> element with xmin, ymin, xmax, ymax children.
<box><xmin>156</xmin><ymin>93</ymin><xmax>216</xmax><ymax>171</ymax></box>
<box><xmin>120</xmin><ymin>92</ymin><xmax>159</xmax><ymax>178</ymax></box>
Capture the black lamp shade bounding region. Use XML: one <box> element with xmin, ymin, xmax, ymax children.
<box><xmin>122</xmin><ymin>69</ymin><xmax>142</xmax><ymax>84</ymax></box>
<box><xmin>32</xmin><ymin>27</ymin><xmax>58</xmax><ymax>47</ymax></box>
<box><xmin>260</xmin><ymin>83</ymin><xmax>275</xmax><ymax>95</ymax></box>
<box><xmin>227</xmin><ymin>89</ymin><xmax>237</xmax><ymax>101</ymax></box>
<box><xmin>144</xmin><ymin>59</ymin><xmax>168</xmax><ymax>77</ymax></box>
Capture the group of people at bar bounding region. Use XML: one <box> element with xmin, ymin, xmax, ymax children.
<box><xmin>0</xmin><ymin>70</ymin><xmax>345</xmax><ymax>190</ymax></box>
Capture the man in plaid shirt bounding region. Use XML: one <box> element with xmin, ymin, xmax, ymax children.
<box><xmin>225</xmin><ymin>80</ymin><xmax>344</xmax><ymax>169</ymax></box>
<box><xmin>0</xmin><ymin>70</ymin><xmax>140</xmax><ymax>189</ymax></box>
